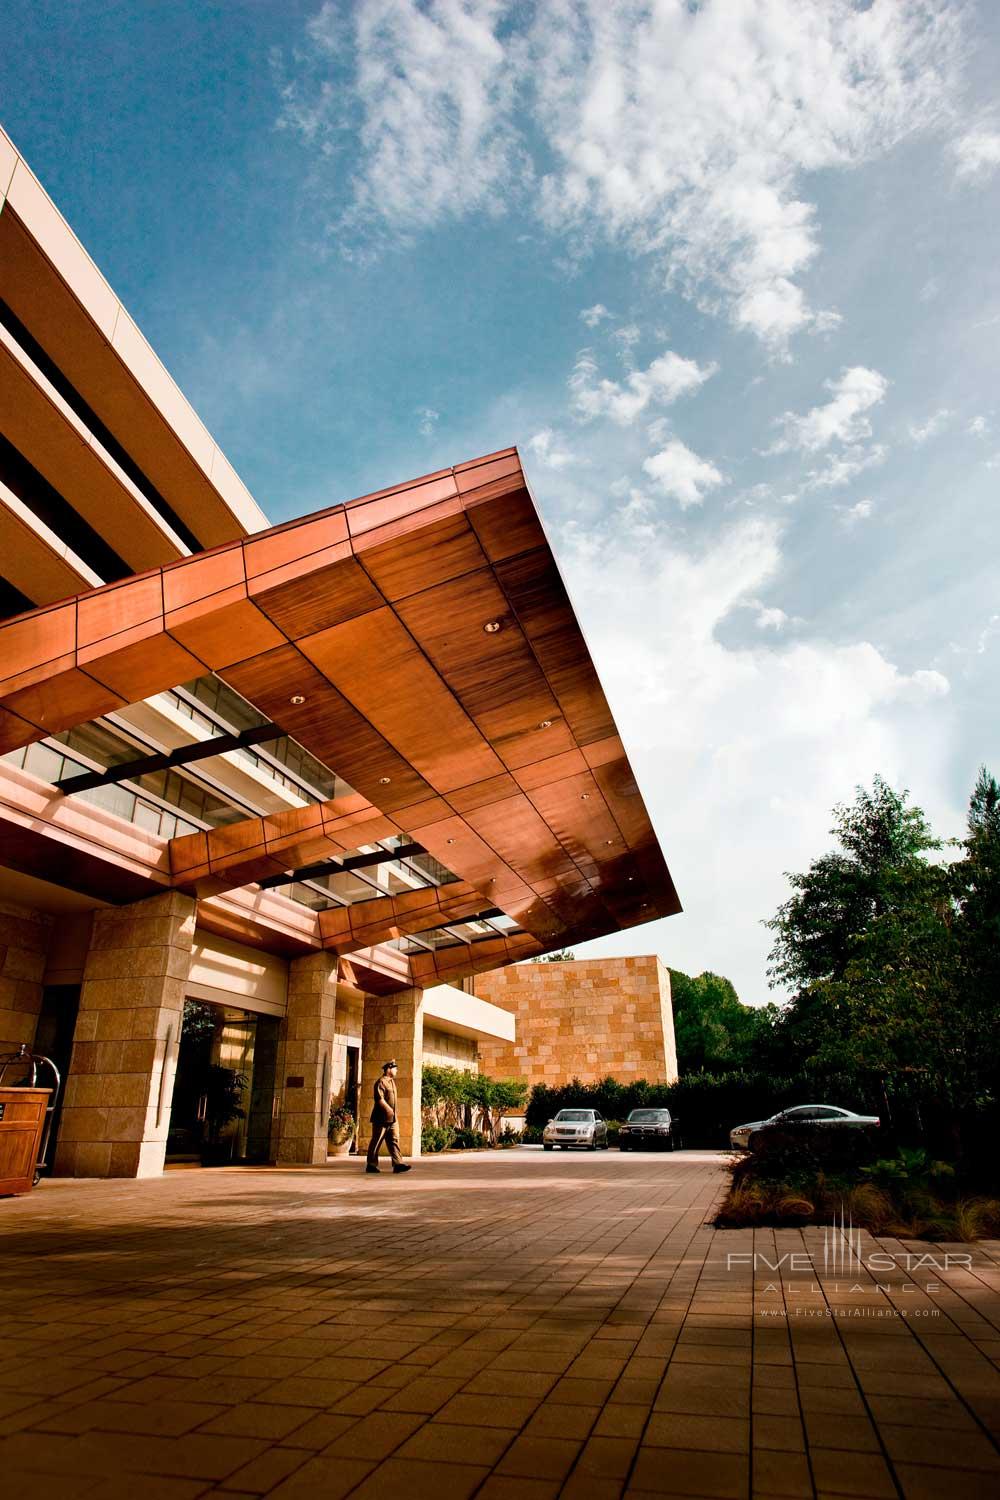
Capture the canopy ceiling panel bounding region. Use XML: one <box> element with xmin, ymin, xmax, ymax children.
<box><xmin>0</xmin><ymin>449</ymin><xmax>681</xmax><ymax>951</ymax></box>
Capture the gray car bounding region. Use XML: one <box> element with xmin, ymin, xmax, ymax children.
<box><xmin>729</xmin><ymin>1104</ymin><xmax>880</xmax><ymax>1151</ymax></box>
<box><xmin>543</xmin><ymin>1108</ymin><xmax>609</xmax><ymax>1151</ymax></box>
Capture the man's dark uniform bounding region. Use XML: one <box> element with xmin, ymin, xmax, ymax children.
<box><xmin>366</xmin><ymin>1062</ymin><xmax>408</xmax><ymax>1172</ymax></box>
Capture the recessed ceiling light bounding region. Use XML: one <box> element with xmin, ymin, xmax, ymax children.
<box><xmin>446</xmin><ymin>838</ymin><xmax>456</xmax><ymax>845</ymax></box>
<box><xmin>483</xmin><ymin>619</ymin><xmax>503</xmax><ymax>634</ymax></box>
<box><xmin>580</xmin><ymin>792</ymin><xmax>590</xmax><ymax>801</ymax></box>
<box><xmin>378</xmin><ymin>776</ymin><xmax>391</xmax><ymax>785</ymax></box>
<box><xmin>289</xmin><ymin>694</ymin><xmax>306</xmax><ymax>705</ymax></box>
<box><xmin>605</xmin><ymin>839</ymin><xmax>614</xmax><ymax>846</ymax></box>
<box><xmin>537</xmin><ymin>719</ymin><xmax>552</xmax><ymax>730</ymax></box>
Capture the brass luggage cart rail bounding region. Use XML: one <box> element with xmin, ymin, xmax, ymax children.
<box><xmin>0</xmin><ymin>1045</ymin><xmax>61</xmax><ymax>1184</ymax></box>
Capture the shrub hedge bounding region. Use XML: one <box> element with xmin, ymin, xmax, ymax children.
<box><xmin>716</xmin><ymin>1132</ymin><xmax>1000</xmax><ymax>1239</ymax></box>
<box><xmin>421</xmin><ymin>1125</ymin><xmax>454</xmax><ymax>1153</ymax></box>
<box><xmin>525</xmin><ymin>1071</ymin><xmax>882</xmax><ymax>1149</ymax></box>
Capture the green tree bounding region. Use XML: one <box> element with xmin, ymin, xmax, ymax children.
<box><xmin>466</xmin><ymin>1075</ymin><xmax>528</xmax><ymax>1143</ymax></box>
<box><xmin>766</xmin><ymin>775</ymin><xmax>938</xmax><ymax>993</ymax></box>
<box><xmin>765</xmin><ymin>772</ymin><xmax>1000</xmax><ymax>1152</ymax></box>
<box><xmin>669</xmin><ymin>968</ymin><xmax>778</xmax><ymax>1073</ymax></box>
<box><xmin>956</xmin><ymin>766</ymin><xmax>1000</xmax><ymax>953</ymax></box>
<box><xmin>531</xmin><ymin>948</ymin><xmax>575</xmax><ymax>962</ymax></box>
<box><xmin>421</xmin><ymin>1065</ymin><xmax>473</xmax><ymax>1129</ymax></box>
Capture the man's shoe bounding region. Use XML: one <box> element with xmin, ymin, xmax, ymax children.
<box><xmin>393</xmin><ymin>1163</ymin><xmax>412</xmax><ymax>1174</ymax></box>
<box><xmin>365</xmin><ymin>1165</ymin><xmax>381</xmax><ymax>1174</ymax></box>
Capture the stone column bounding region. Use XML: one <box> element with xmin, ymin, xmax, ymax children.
<box><xmin>357</xmin><ymin>987</ymin><xmax>424</xmax><ymax>1159</ymax></box>
<box><xmin>0</xmin><ymin>900</ymin><xmax>51</xmax><ymax>1055</ymax></box>
<box><xmin>274</xmin><ymin>951</ymin><xmax>338</xmax><ymax>1165</ymax></box>
<box><xmin>54</xmin><ymin>891</ymin><xmax>196</xmax><ymax>1179</ymax></box>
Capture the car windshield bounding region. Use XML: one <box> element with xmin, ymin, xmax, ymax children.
<box><xmin>628</xmin><ymin>1110</ymin><xmax>669</xmax><ymax>1122</ymax></box>
<box><xmin>555</xmin><ymin>1110</ymin><xmax>593</xmax><ymax>1121</ymax></box>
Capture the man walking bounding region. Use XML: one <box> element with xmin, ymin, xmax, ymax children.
<box><xmin>365</xmin><ymin>1060</ymin><xmax>412</xmax><ymax>1174</ymax></box>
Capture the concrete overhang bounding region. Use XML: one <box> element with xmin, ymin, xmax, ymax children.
<box><xmin>0</xmin><ymin>124</ymin><xmax>270</xmax><ymax>548</ymax></box>
<box><xmin>423</xmin><ymin>984</ymin><xmax>516</xmax><ymax>1045</ymax></box>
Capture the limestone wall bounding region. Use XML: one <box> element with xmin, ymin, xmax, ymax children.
<box><xmin>423</xmin><ymin>1026</ymin><xmax>478</xmax><ymax>1072</ymax></box>
<box><xmin>474</xmin><ymin>956</ymin><xmax>678</xmax><ymax>1087</ymax></box>
<box><xmin>0</xmin><ymin>899</ymin><xmax>50</xmax><ymax>1056</ymax></box>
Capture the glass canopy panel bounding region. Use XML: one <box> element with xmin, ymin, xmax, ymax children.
<box><xmin>273</xmin><ymin>836</ymin><xmax>462</xmax><ymax>912</ymax></box>
<box><xmin>387</xmin><ymin>920</ymin><xmax>523</xmax><ymax>955</ymax></box>
<box><xmin>175</xmin><ymin>676</ymin><xmax>352</xmax><ymax>802</ymax></box>
<box><xmin>3</xmin><ymin>737</ymin><xmax>205</xmax><ymax>839</ymax></box>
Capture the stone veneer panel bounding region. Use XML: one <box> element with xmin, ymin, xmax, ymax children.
<box><xmin>474</xmin><ymin>956</ymin><xmax>678</xmax><ymax>1087</ymax></box>
<box><xmin>274</xmin><ymin>952</ymin><xmax>339</xmax><ymax>1166</ymax></box>
<box><xmin>0</xmin><ymin>899</ymin><xmax>51</xmax><ymax>1056</ymax></box>
<box><xmin>423</xmin><ymin>1026</ymin><xmax>477</xmax><ymax>1072</ymax></box>
<box><xmin>54</xmin><ymin>891</ymin><xmax>196</xmax><ymax>1178</ymax></box>
<box><xmin>357</xmin><ymin>987</ymin><xmax>423</xmax><ymax>1159</ymax></box>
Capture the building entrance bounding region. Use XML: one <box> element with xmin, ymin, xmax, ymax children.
<box><xmin>166</xmin><ymin>999</ymin><xmax>279</xmax><ymax>1165</ymax></box>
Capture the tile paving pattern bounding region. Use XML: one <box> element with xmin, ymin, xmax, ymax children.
<box><xmin>1</xmin><ymin>1150</ymin><xmax>999</xmax><ymax>1498</ymax></box>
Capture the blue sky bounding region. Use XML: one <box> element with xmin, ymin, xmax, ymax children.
<box><xmin>3</xmin><ymin>1</ymin><xmax>999</xmax><ymax>1002</ymax></box>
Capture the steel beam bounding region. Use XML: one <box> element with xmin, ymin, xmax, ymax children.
<box><xmin>55</xmin><ymin>722</ymin><xmax>281</xmax><ymax>794</ymax></box>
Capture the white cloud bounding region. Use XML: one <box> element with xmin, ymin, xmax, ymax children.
<box><xmin>770</xmin><ymin>366</ymin><xmax>889</xmax><ymax>454</ymax></box>
<box><xmin>571</xmin><ymin>348</ymin><xmax>716</xmax><ymax>426</ymax></box>
<box><xmin>580</xmin><ymin>303</ymin><xmax>612</xmax><ymax>327</ymax></box>
<box><xmin>839</xmin><ymin>498</ymin><xmax>875</xmax><ymax>527</ymax></box>
<box><xmin>967</xmin><ymin>415</ymin><xmax>990</xmax><ymax>437</ymax></box>
<box><xmin>526</xmin><ymin>427</ymin><xmax>578</xmax><ymax>470</ymax></box>
<box><xmin>643</xmin><ymin>439</ymin><xmax>724</xmax><ymax>509</ymax></box>
<box><xmin>754</xmin><ymin>604</ymin><xmax>790</xmax><ymax>631</ymax></box>
<box><xmin>554</xmin><ymin>512</ymin><xmax>955</xmax><ymax>999</ymax></box>
<box><xmin>803</xmin><ymin>445</ymin><xmax>888</xmax><ymax>491</ymax></box>
<box><xmin>952</xmin><ymin>127</ymin><xmax>1000</xmax><ymax>180</ymax></box>
<box><xmin>282</xmin><ymin>0</ymin><xmax>961</xmax><ymax>350</ymax></box>
<box><xmin>280</xmin><ymin>0</ymin><xmax>521</xmax><ymax>233</ymax></box>
<box><xmin>416</xmin><ymin>406</ymin><xmax>439</xmax><ymax>436</ymax></box>
<box><xmin>613</xmin><ymin>323</ymin><xmax>641</xmax><ymax>350</ymax></box>
<box><xmin>529</xmin><ymin>2</ymin><xmax>957</xmax><ymax>351</ymax></box>
<box><xmin>908</xmin><ymin>407</ymin><xmax>952</xmax><ymax>444</ymax></box>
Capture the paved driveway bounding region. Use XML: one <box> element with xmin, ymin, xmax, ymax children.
<box><xmin>1</xmin><ymin>1148</ymin><xmax>999</xmax><ymax>1498</ymax></box>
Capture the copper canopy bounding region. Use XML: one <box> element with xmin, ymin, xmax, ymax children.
<box><xmin>0</xmin><ymin>448</ymin><xmax>680</xmax><ymax>980</ymax></box>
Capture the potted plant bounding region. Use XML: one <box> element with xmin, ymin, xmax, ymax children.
<box><xmin>328</xmin><ymin>1103</ymin><xmax>355</xmax><ymax>1157</ymax></box>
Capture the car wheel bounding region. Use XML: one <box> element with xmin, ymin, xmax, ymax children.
<box><xmin>587</xmin><ymin>1143</ymin><xmax>597</xmax><ymax>1151</ymax></box>
<box><xmin>620</xmin><ymin>1142</ymin><xmax>629</xmax><ymax>1152</ymax></box>
<box><xmin>543</xmin><ymin>1145</ymin><xmax>553</xmax><ymax>1152</ymax></box>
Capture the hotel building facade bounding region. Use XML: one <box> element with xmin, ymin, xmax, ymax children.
<box><xmin>0</xmin><ymin>125</ymin><xmax>680</xmax><ymax>1177</ymax></box>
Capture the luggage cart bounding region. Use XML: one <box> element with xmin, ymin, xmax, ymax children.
<box><xmin>0</xmin><ymin>1044</ymin><xmax>61</xmax><ymax>1185</ymax></box>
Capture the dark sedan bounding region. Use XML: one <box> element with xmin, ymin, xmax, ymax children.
<box><xmin>619</xmin><ymin>1107</ymin><xmax>674</xmax><ymax>1151</ymax></box>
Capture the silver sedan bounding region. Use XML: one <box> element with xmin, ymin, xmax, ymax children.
<box><xmin>729</xmin><ymin>1104</ymin><xmax>880</xmax><ymax>1150</ymax></box>
<box><xmin>543</xmin><ymin>1109</ymin><xmax>609</xmax><ymax>1151</ymax></box>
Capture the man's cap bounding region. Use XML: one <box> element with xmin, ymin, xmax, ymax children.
<box><xmin>383</xmin><ymin>1059</ymin><xmax>398</xmax><ymax>1072</ymax></box>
